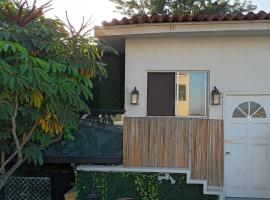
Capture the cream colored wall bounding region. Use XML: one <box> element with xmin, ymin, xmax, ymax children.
<box><xmin>125</xmin><ymin>35</ymin><xmax>270</xmax><ymax>119</ymax></box>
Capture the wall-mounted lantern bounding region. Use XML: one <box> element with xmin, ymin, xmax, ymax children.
<box><xmin>130</xmin><ymin>87</ymin><xmax>139</xmax><ymax>105</ymax></box>
<box><xmin>211</xmin><ymin>86</ymin><xmax>221</xmax><ymax>105</ymax></box>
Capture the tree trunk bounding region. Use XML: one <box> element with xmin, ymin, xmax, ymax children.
<box><xmin>0</xmin><ymin>121</ymin><xmax>38</xmax><ymax>191</ymax></box>
<box><xmin>0</xmin><ymin>98</ymin><xmax>22</xmax><ymax>192</ymax></box>
<box><xmin>0</xmin><ymin>151</ymin><xmax>4</xmax><ymax>175</ymax></box>
<box><xmin>0</xmin><ymin>158</ymin><xmax>26</xmax><ymax>191</ymax></box>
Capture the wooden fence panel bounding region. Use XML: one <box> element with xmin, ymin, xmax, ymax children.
<box><xmin>174</xmin><ymin>118</ymin><xmax>189</xmax><ymax>168</ymax></box>
<box><xmin>191</xmin><ymin>119</ymin><xmax>209</xmax><ymax>180</ymax></box>
<box><xmin>207</xmin><ymin>119</ymin><xmax>224</xmax><ymax>187</ymax></box>
<box><xmin>123</xmin><ymin>117</ymin><xmax>224</xmax><ymax>187</ymax></box>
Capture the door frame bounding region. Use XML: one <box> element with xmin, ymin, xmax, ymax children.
<box><xmin>222</xmin><ymin>92</ymin><xmax>270</xmax><ymax>198</ymax></box>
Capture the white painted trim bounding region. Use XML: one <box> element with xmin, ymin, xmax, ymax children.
<box><xmin>95</xmin><ymin>20</ymin><xmax>270</xmax><ymax>38</ymax></box>
<box><xmin>77</xmin><ymin>165</ymin><xmax>224</xmax><ymax>199</ymax></box>
<box><xmin>175</xmin><ymin>72</ymin><xmax>178</xmax><ymax>116</ymax></box>
<box><xmin>96</xmin><ymin>20</ymin><xmax>270</xmax><ymax>30</ymax></box>
<box><xmin>223</xmin><ymin>91</ymin><xmax>270</xmax><ymax>96</ymax></box>
<box><xmin>77</xmin><ymin>165</ymin><xmax>189</xmax><ymax>173</ymax></box>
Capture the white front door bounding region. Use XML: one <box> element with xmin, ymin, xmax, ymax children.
<box><xmin>225</xmin><ymin>95</ymin><xmax>270</xmax><ymax>198</ymax></box>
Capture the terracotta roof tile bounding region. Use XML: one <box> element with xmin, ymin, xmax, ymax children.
<box><xmin>102</xmin><ymin>11</ymin><xmax>270</xmax><ymax>26</ymax></box>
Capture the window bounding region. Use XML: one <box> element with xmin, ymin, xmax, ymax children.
<box><xmin>147</xmin><ymin>73</ymin><xmax>175</xmax><ymax>116</ymax></box>
<box><xmin>178</xmin><ymin>85</ymin><xmax>186</xmax><ymax>101</ymax></box>
<box><xmin>232</xmin><ymin>101</ymin><xmax>266</xmax><ymax>119</ymax></box>
<box><xmin>147</xmin><ymin>71</ymin><xmax>208</xmax><ymax>117</ymax></box>
<box><xmin>176</xmin><ymin>72</ymin><xmax>208</xmax><ymax>117</ymax></box>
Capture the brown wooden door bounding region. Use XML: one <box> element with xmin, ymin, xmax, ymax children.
<box><xmin>147</xmin><ymin>72</ymin><xmax>175</xmax><ymax>116</ymax></box>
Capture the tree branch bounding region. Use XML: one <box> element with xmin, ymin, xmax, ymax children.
<box><xmin>11</xmin><ymin>97</ymin><xmax>22</xmax><ymax>160</ymax></box>
<box><xmin>0</xmin><ymin>122</ymin><xmax>38</xmax><ymax>173</ymax></box>
<box><xmin>0</xmin><ymin>151</ymin><xmax>5</xmax><ymax>175</ymax></box>
<box><xmin>65</xmin><ymin>11</ymin><xmax>92</xmax><ymax>37</ymax></box>
<box><xmin>17</xmin><ymin>1</ymin><xmax>26</xmax><ymax>25</ymax></box>
<box><xmin>0</xmin><ymin>0</ymin><xmax>52</xmax><ymax>27</ymax></box>
<box><xmin>0</xmin><ymin>157</ymin><xmax>26</xmax><ymax>191</ymax></box>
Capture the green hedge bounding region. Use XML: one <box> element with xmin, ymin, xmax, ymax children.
<box><xmin>76</xmin><ymin>171</ymin><xmax>218</xmax><ymax>200</ymax></box>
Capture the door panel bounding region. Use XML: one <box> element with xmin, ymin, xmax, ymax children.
<box><xmin>227</xmin><ymin>143</ymin><xmax>247</xmax><ymax>189</ymax></box>
<box><xmin>250</xmin><ymin>144</ymin><xmax>269</xmax><ymax>190</ymax></box>
<box><xmin>247</xmin><ymin>123</ymin><xmax>269</xmax><ymax>138</ymax></box>
<box><xmin>227</xmin><ymin>123</ymin><xmax>246</xmax><ymax>138</ymax></box>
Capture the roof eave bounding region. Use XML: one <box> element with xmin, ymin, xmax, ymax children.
<box><xmin>95</xmin><ymin>20</ymin><xmax>270</xmax><ymax>38</ymax></box>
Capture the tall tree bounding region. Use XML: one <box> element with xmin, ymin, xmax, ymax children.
<box><xmin>110</xmin><ymin>0</ymin><xmax>257</xmax><ymax>16</ymax></box>
<box><xmin>0</xmin><ymin>0</ymin><xmax>114</xmax><ymax>190</ymax></box>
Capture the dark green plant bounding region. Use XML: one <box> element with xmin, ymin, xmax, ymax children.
<box><xmin>91</xmin><ymin>172</ymin><xmax>108</xmax><ymax>200</ymax></box>
<box><xmin>110</xmin><ymin>0</ymin><xmax>257</xmax><ymax>16</ymax></box>
<box><xmin>92</xmin><ymin>53</ymin><xmax>123</xmax><ymax>110</ymax></box>
<box><xmin>76</xmin><ymin>171</ymin><xmax>218</xmax><ymax>200</ymax></box>
<box><xmin>0</xmin><ymin>0</ymin><xmax>114</xmax><ymax>190</ymax></box>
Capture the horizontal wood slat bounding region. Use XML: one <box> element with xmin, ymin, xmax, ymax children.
<box><xmin>123</xmin><ymin>117</ymin><xmax>224</xmax><ymax>187</ymax></box>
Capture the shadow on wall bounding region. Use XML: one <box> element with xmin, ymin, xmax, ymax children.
<box><xmin>91</xmin><ymin>53</ymin><xmax>125</xmax><ymax>110</ymax></box>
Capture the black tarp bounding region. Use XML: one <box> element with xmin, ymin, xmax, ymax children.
<box><xmin>43</xmin><ymin>121</ymin><xmax>123</xmax><ymax>164</ymax></box>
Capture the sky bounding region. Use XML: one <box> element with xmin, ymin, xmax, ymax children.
<box><xmin>30</xmin><ymin>0</ymin><xmax>270</xmax><ymax>28</ymax></box>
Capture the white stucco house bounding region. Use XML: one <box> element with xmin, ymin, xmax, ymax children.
<box><xmin>92</xmin><ymin>11</ymin><xmax>270</xmax><ymax>199</ymax></box>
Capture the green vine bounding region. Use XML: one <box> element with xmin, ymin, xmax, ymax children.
<box><xmin>91</xmin><ymin>172</ymin><xmax>108</xmax><ymax>200</ymax></box>
<box><xmin>132</xmin><ymin>173</ymin><xmax>160</xmax><ymax>200</ymax></box>
<box><xmin>76</xmin><ymin>171</ymin><xmax>218</xmax><ymax>200</ymax></box>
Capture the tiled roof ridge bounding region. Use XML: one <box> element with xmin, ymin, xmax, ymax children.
<box><xmin>102</xmin><ymin>11</ymin><xmax>270</xmax><ymax>26</ymax></box>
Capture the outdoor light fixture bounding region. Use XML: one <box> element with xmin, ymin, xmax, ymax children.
<box><xmin>212</xmin><ymin>86</ymin><xmax>221</xmax><ymax>105</ymax></box>
<box><xmin>130</xmin><ymin>87</ymin><xmax>139</xmax><ymax>105</ymax></box>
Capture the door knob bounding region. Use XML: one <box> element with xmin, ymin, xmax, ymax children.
<box><xmin>225</xmin><ymin>152</ymin><xmax>230</xmax><ymax>155</ymax></box>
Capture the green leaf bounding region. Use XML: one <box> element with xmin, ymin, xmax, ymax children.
<box><xmin>30</xmin><ymin>57</ymin><xmax>50</xmax><ymax>72</ymax></box>
<box><xmin>9</xmin><ymin>77</ymin><xmax>15</xmax><ymax>91</ymax></box>
<box><xmin>49</xmin><ymin>61</ymin><xmax>67</xmax><ymax>73</ymax></box>
<box><xmin>19</xmin><ymin>63</ymin><xmax>29</xmax><ymax>74</ymax></box>
<box><xmin>81</xmin><ymin>85</ymin><xmax>92</xmax><ymax>100</ymax></box>
<box><xmin>3</xmin><ymin>44</ymin><xmax>10</xmax><ymax>52</ymax></box>
<box><xmin>64</xmin><ymin>132</ymin><xmax>75</xmax><ymax>141</ymax></box>
<box><xmin>36</xmin><ymin>151</ymin><xmax>43</xmax><ymax>166</ymax></box>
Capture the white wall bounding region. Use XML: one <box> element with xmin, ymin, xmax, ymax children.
<box><xmin>125</xmin><ymin>35</ymin><xmax>270</xmax><ymax>119</ymax></box>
